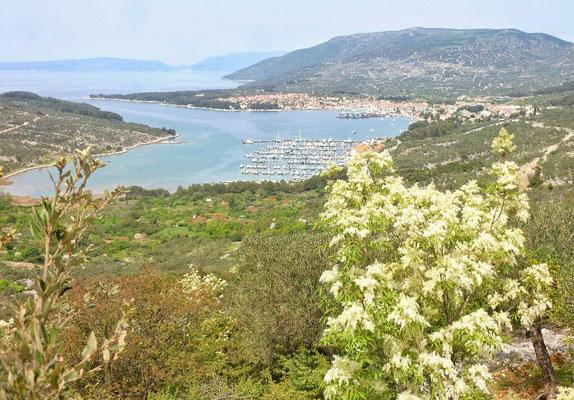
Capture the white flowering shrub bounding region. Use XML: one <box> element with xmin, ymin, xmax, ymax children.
<box><xmin>556</xmin><ymin>386</ymin><xmax>574</xmax><ymax>400</ymax></box>
<box><xmin>318</xmin><ymin>129</ymin><xmax>552</xmax><ymax>399</ymax></box>
<box><xmin>180</xmin><ymin>265</ymin><xmax>226</xmax><ymax>300</ymax></box>
<box><xmin>0</xmin><ymin>318</ymin><xmax>14</xmax><ymax>347</ymax></box>
<box><xmin>491</xmin><ymin>127</ymin><xmax>516</xmax><ymax>156</ymax></box>
<box><xmin>180</xmin><ymin>267</ymin><xmax>232</xmax><ymax>353</ymax></box>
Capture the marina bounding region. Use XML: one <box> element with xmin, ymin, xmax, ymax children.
<box><xmin>337</xmin><ymin>111</ymin><xmax>388</xmax><ymax>119</ymax></box>
<box><xmin>240</xmin><ymin>135</ymin><xmax>387</xmax><ymax>179</ymax></box>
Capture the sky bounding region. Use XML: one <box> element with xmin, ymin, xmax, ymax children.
<box><xmin>1</xmin><ymin>0</ymin><xmax>573</xmax><ymax>65</ymax></box>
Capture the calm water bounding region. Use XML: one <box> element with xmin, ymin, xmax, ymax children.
<box><xmin>0</xmin><ymin>71</ymin><xmax>410</xmax><ymax>197</ymax></box>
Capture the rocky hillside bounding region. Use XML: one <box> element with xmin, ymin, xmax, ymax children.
<box><xmin>225</xmin><ymin>28</ymin><xmax>574</xmax><ymax>96</ymax></box>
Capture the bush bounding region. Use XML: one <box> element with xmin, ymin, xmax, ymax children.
<box><xmin>64</xmin><ymin>266</ymin><xmax>231</xmax><ymax>399</ymax></box>
<box><xmin>226</xmin><ymin>233</ymin><xmax>331</xmax><ymax>365</ymax></box>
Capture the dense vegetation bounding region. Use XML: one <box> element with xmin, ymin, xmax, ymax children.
<box><xmin>91</xmin><ymin>89</ymin><xmax>242</xmax><ymax>110</ymax></box>
<box><xmin>1</xmin><ymin>92</ymin><xmax>124</xmax><ymax>121</ymax></box>
<box><xmin>1</xmin><ymin>100</ymin><xmax>574</xmax><ymax>399</ymax></box>
<box><xmin>399</xmin><ymin>119</ymin><xmax>468</xmax><ymax>140</ymax></box>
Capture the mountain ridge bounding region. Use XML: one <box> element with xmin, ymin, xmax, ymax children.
<box><xmin>224</xmin><ymin>27</ymin><xmax>574</xmax><ymax>96</ymax></box>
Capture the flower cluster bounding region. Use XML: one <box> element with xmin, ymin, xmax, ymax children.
<box><xmin>323</xmin><ymin>356</ymin><xmax>361</xmax><ymax>399</ymax></box>
<box><xmin>180</xmin><ymin>265</ymin><xmax>226</xmax><ymax>299</ymax></box>
<box><xmin>491</xmin><ymin>127</ymin><xmax>516</xmax><ymax>156</ymax></box>
<box><xmin>319</xmin><ymin>128</ymin><xmax>552</xmax><ymax>399</ymax></box>
<box><xmin>556</xmin><ymin>386</ymin><xmax>574</xmax><ymax>400</ymax></box>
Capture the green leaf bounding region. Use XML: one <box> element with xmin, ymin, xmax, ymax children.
<box><xmin>34</xmin><ymin>349</ymin><xmax>45</xmax><ymax>366</ymax></box>
<box><xmin>30</xmin><ymin>219</ymin><xmax>44</xmax><ymax>241</ymax></box>
<box><xmin>63</xmin><ymin>370</ymin><xmax>79</xmax><ymax>382</ymax></box>
<box><xmin>38</xmin><ymin>278</ymin><xmax>47</xmax><ymax>292</ymax></box>
<box><xmin>81</xmin><ymin>345</ymin><xmax>90</xmax><ymax>359</ymax></box>
<box><xmin>49</xmin><ymin>325</ymin><xmax>58</xmax><ymax>345</ymax></box>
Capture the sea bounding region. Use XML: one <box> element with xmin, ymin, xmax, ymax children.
<box><xmin>0</xmin><ymin>71</ymin><xmax>410</xmax><ymax>197</ymax></box>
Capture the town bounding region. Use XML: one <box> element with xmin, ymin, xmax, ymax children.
<box><xmin>218</xmin><ymin>92</ymin><xmax>534</xmax><ymax>121</ymax></box>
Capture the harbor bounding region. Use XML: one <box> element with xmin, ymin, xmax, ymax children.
<box><xmin>337</xmin><ymin>111</ymin><xmax>388</xmax><ymax>119</ymax></box>
<box><xmin>240</xmin><ymin>135</ymin><xmax>388</xmax><ymax>179</ymax></box>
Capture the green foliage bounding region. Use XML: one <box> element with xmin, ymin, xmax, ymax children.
<box><xmin>534</xmin><ymin>81</ymin><xmax>574</xmax><ymax>95</ymax></box>
<box><xmin>523</xmin><ymin>197</ymin><xmax>574</xmax><ymax>332</ymax></box>
<box><xmin>1</xmin><ymin>92</ymin><xmax>123</xmax><ymax>121</ymax></box>
<box><xmin>91</xmin><ymin>89</ymin><xmax>243</xmax><ymax>110</ymax></box>
<box><xmin>261</xmin><ymin>350</ymin><xmax>329</xmax><ymax>400</ymax></box>
<box><xmin>549</xmin><ymin>93</ymin><xmax>574</xmax><ymax>106</ymax></box>
<box><xmin>458</xmin><ymin>104</ymin><xmax>484</xmax><ymax>113</ymax></box>
<box><xmin>0</xmin><ymin>150</ymin><xmax>128</xmax><ymax>400</ymax></box>
<box><xmin>63</xmin><ymin>268</ymin><xmax>232</xmax><ymax>399</ymax></box>
<box><xmin>0</xmin><ymin>279</ymin><xmax>23</xmax><ymax>294</ymax></box>
<box><xmin>226</xmin><ymin>233</ymin><xmax>331</xmax><ymax>366</ymax></box>
<box><xmin>399</xmin><ymin>119</ymin><xmax>466</xmax><ymax>141</ymax></box>
<box><xmin>528</xmin><ymin>166</ymin><xmax>544</xmax><ymax>187</ymax></box>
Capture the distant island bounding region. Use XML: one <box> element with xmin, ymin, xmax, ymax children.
<box><xmin>190</xmin><ymin>51</ymin><xmax>287</xmax><ymax>72</ymax></box>
<box><xmin>0</xmin><ymin>57</ymin><xmax>175</xmax><ymax>72</ymax></box>
<box><xmin>0</xmin><ymin>52</ymin><xmax>288</xmax><ymax>73</ymax></box>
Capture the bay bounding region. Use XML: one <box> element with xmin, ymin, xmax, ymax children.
<box><xmin>0</xmin><ymin>71</ymin><xmax>410</xmax><ymax>197</ymax></box>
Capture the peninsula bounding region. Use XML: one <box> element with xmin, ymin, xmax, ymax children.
<box><xmin>0</xmin><ymin>91</ymin><xmax>177</xmax><ymax>178</ymax></box>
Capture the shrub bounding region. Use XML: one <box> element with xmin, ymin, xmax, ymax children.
<box><xmin>317</xmin><ymin>130</ymin><xmax>552</xmax><ymax>399</ymax></box>
<box><xmin>226</xmin><ymin>233</ymin><xmax>331</xmax><ymax>365</ymax></box>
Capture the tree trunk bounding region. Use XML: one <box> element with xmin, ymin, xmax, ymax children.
<box><xmin>530</xmin><ymin>316</ymin><xmax>556</xmax><ymax>394</ymax></box>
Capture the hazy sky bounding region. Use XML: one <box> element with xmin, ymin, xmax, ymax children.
<box><xmin>1</xmin><ymin>0</ymin><xmax>573</xmax><ymax>64</ymax></box>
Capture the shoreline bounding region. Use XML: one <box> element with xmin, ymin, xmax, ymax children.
<box><xmin>85</xmin><ymin>97</ymin><xmax>413</xmax><ymax>118</ymax></box>
<box><xmin>1</xmin><ymin>133</ymin><xmax>180</xmax><ymax>181</ymax></box>
<box><xmin>84</xmin><ymin>97</ymin><xmax>282</xmax><ymax>113</ymax></box>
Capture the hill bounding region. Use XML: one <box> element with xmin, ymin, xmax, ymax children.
<box><xmin>190</xmin><ymin>51</ymin><xmax>287</xmax><ymax>72</ymax></box>
<box><xmin>224</xmin><ymin>28</ymin><xmax>574</xmax><ymax>96</ymax></box>
<box><xmin>0</xmin><ymin>92</ymin><xmax>176</xmax><ymax>175</ymax></box>
<box><xmin>0</xmin><ymin>57</ymin><xmax>173</xmax><ymax>72</ymax></box>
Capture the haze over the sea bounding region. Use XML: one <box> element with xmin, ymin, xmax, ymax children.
<box><xmin>2</xmin><ymin>0</ymin><xmax>573</xmax><ymax>65</ymax></box>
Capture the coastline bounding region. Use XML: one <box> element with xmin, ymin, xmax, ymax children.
<box><xmin>85</xmin><ymin>96</ymin><xmax>415</xmax><ymax>118</ymax></box>
<box><xmin>84</xmin><ymin>97</ymin><xmax>281</xmax><ymax>113</ymax></box>
<box><xmin>1</xmin><ymin>133</ymin><xmax>180</xmax><ymax>181</ymax></box>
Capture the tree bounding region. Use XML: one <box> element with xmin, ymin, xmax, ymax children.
<box><xmin>317</xmin><ymin>129</ymin><xmax>553</xmax><ymax>399</ymax></box>
<box><xmin>0</xmin><ymin>150</ymin><xmax>129</xmax><ymax>399</ymax></box>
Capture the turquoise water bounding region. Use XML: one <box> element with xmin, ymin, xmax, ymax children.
<box><xmin>0</xmin><ymin>71</ymin><xmax>410</xmax><ymax>197</ymax></box>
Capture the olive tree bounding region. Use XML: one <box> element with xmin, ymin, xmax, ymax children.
<box><xmin>0</xmin><ymin>150</ymin><xmax>129</xmax><ymax>400</ymax></box>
